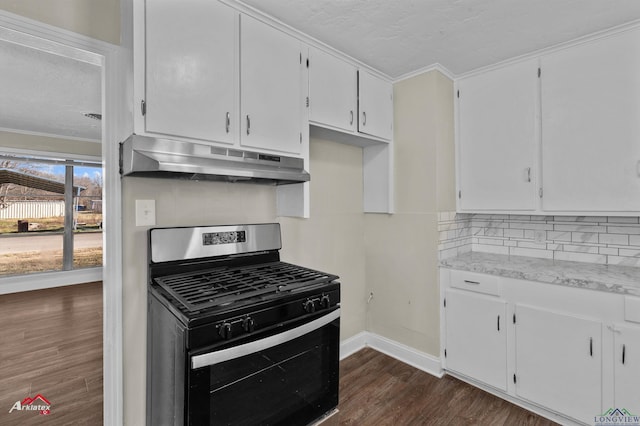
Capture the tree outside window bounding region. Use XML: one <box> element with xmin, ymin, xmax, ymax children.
<box><xmin>0</xmin><ymin>156</ymin><xmax>103</xmax><ymax>277</ymax></box>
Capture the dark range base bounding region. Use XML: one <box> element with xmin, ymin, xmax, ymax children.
<box><xmin>147</xmin><ymin>224</ymin><xmax>340</xmax><ymax>426</ymax></box>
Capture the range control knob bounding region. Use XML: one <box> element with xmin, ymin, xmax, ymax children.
<box><xmin>242</xmin><ymin>317</ymin><xmax>256</xmax><ymax>333</ymax></box>
<box><xmin>303</xmin><ymin>299</ymin><xmax>316</xmax><ymax>313</ymax></box>
<box><xmin>218</xmin><ymin>322</ymin><xmax>232</xmax><ymax>340</ymax></box>
<box><xmin>321</xmin><ymin>294</ymin><xmax>331</xmax><ymax>309</ymax></box>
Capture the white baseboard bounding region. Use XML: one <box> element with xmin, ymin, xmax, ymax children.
<box><xmin>339</xmin><ymin>331</ymin><xmax>368</xmax><ymax>360</ymax></box>
<box><xmin>340</xmin><ymin>331</ymin><xmax>443</xmax><ymax>378</ymax></box>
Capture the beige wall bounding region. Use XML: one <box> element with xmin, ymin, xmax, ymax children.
<box><xmin>122</xmin><ymin>178</ymin><xmax>277</xmax><ymax>426</ymax></box>
<box><xmin>122</xmin><ymin>138</ymin><xmax>366</xmax><ymax>425</ymax></box>
<box><xmin>280</xmin><ymin>138</ymin><xmax>366</xmax><ymax>340</ymax></box>
<box><xmin>365</xmin><ymin>70</ymin><xmax>455</xmax><ymax>355</ymax></box>
<box><xmin>0</xmin><ymin>0</ymin><xmax>120</xmax><ymax>45</ymax></box>
<box><xmin>0</xmin><ymin>131</ymin><xmax>102</xmax><ymax>158</ymax></box>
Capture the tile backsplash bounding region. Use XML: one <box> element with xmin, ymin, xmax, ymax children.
<box><xmin>438</xmin><ymin>212</ymin><xmax>640</xmax><ymax>267</ymax></box>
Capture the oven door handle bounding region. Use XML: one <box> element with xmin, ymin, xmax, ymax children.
<box><xmin>191</xmin><ymin>308</ymin><xmax>340</xmax><ymax>369</ymax></box>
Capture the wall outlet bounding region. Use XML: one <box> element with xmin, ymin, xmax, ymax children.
<box><xmin>135</xmin><ymin>199</ymin><xmax>156</xmax><ymax>227</ymax></box>
<box><xmin>534</xmin><ymin>230</ymin><xmax>546</xmax><ymax>243</ymax></box>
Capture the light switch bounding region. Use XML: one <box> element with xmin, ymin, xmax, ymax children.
<box><xmin>135</xmin><ymin>199</ymin><xmax>156</xmax><ymax>227</ymax></box>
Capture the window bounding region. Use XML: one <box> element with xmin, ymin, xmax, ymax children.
<box><xmin>0</xmin><ymin>155</ymin><xmax>102</xmax><ymax>277</ymax></box>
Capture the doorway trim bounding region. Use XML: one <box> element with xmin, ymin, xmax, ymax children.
<box><xmin>0</xmin><ymin>10</ymin><xmax>124</xmax><ymax>425</ymax></box>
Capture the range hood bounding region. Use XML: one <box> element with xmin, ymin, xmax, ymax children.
<box><xmin>119</xmin><ymin>134</ymin><xmax>310</xmax><ymax>185</ymax></box>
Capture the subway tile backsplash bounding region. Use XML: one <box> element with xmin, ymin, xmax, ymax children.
<box><xmin>438</xmin><ymin>212</ymin><xmax>640</xmax><ymax>267</ymax></box>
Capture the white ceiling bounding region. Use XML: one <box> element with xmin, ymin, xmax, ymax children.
<box><xmin>0</xmin><ymin>38</ymin><xmax>102</xmax><ymax>143</ymax></box>
<box><xmin>3</xmin><ymin>1</ymin><xmax>640</xmax><ymax>141</ymax></box>
<box><xmin>240</xmin><ymin>0</ymin><xmax>640</xmax><ymax>78</ymax></box>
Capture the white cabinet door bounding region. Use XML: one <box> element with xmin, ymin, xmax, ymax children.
<box><xmin>240</xmin><ymin>15</ymin><xmax>303</xmax><ymax>155</ymax></box>
<box><xmin>145</xmin><ymin>0</ymin><xmax>237</xmax><ymax>144</ymax></box>
<box><xmin>614</xmin><ymin>324</ymin><xmax>640</xmax><ymax>411</ymax></box>
<box><xmin>457</xmin><ymin>59</ymin><xmax>538</xmax><ymax>211</ymax></box>
<box><xmin>515</xmin><ymin>304</ymin><xmax>602</xmax><ymax>424</ymax></box>
<box><xmin>358</xmin><ymin>71</ymin><xmax>393</xmax><ymax>141</ymax></box>
<box><xmin>308</xmin><ymin>47</ymin><xmax>357</xmax><ymax>132</ymax></box>
<box><xmin>444</xmin><ymin>289</ymin><xmax>508</xmax><ymax>391</ymax></box>
<box><xmin>541</xmin><ymin>28</ymin><xmax>640</xmax><ymax>212</ymax></box>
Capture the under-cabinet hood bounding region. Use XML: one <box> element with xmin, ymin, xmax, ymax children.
<box><xmin>119</xmin><ymin>134</ymin><xmax>309</xmax><ymax>185</ymax></box>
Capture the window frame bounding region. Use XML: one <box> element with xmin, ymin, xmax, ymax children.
<box><xmin>0</xmin><ymin>148</ymin><xmax>103</xmax><ymax>291</ymax></box>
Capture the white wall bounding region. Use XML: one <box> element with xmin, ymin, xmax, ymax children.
<box><xmin>0</xmin><ymin>131</ymin><xmax>102</xmax><ymax>157</ymax></box>
<box><xmin>365</xmin><ymin>70</ymin><xmax>455</xmax><ymax>355</ymax></box>
<box><xmin>0</xmin><ymin>0</ymin><xmax>120</xmax><ymax>45</ymax></box>
<box><xmin>280</xmin><ymin>138</ymin><xmax>367</xmax><ymax>340</ymax></box>
<box><xmin>121</xmin><ymin>137</ymin><xmax>367</xmax><ymax>425</ymax></box>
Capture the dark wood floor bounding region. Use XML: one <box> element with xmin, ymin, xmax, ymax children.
<box><xmin>0</xmin><ymin>282</ymin><xmax>103</xmax><ymax>426</ymax></box>
<box><xmin>0</xmin><ymin>283</ymin><xmax>556</xmax><ymax>425</ymax></box>
<box><xmin>339</xmin><ymin>348</ymin><xmax>558</xmax><ymax>426</ymax></box>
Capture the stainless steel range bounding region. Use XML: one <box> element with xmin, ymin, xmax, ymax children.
<box><xmin>146</xmin><ymin>223</ymin><xmax>340</xmax><ymax>426</ymax></box>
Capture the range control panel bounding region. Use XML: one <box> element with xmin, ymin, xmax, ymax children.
<box><xmin>202</xmin><ymin>231</ymin><xmax>246</xmax><ymax>246</ymax></box>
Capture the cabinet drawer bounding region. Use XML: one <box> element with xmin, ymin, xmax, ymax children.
<box><xmin>449</xmin><ymin>270</ymin><xmax>500</xmax><ymax>296</ymax></box>
<box><xmin>624</xmin><ymin>296</ymin><xmax>640</xmax><ymax>324</ymax></box>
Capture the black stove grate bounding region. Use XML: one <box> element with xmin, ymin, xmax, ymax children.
<box><xmin>153</xmin><ymin>261</ymin><xmax>339</xmax><ymax>313</ymax></box>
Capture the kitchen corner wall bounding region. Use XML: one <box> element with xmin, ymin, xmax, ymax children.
<box><xmin>121</xmin><ymin>71</ymin><xmax>452</xmax><ymax>425</ymax></box>
<box><xmin>279</xmin><ymin>138</ymin><xmax>367</xmax><ymax>340</ymax></box>
<box><xmin>121</xmin><ymin>139</ymin><xmax>367</xmax><ymax>425</ymax></box>
<box><xmin>365</xmin><ymin>70</ymin><xmax>455</xmax><ymax>355</ymax></box>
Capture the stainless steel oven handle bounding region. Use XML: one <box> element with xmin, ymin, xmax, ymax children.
<box><xmin>191</xmin><ymin>308</ymin><xmax>340</xmax><ymax>370</ymax></box>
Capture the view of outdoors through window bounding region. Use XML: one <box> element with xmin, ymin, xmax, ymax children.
<box><xmin>0</xmin><ymin>157</ymin><xmax>103</xmax><ymax>277</ymax></box>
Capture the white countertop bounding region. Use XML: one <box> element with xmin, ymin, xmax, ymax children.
<box><xmin>440</xmin><ymin>252</ymin><xmax>640</xmax><ymax>297</ymax></box>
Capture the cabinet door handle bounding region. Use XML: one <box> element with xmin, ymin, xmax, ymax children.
<box><xmin>463</xmin><ymin>280</ymin><xmax>480</xmax><ymax>285</ymax></box>
<box><xmin>225</xmin><ymin>112</ymin><xmax>230</xmax><ymax>134</ymax></box>
<box><xmin>590</xmin><ymin>337</ymin><xmax>593</xmax><ymax>357</ymax></box>
<box><xmin>350</xmin><ymin>110</ymin><xmax>354</xmax><ymax>125</ymax></box>
<box><xmin>526</xmin><ymin>167</ymin><xmax>531</xmax><ymax>182</ymax></box>
<box><xmin>362</xmin><ymin>111</ymin><xmax>367</xmax><ymax>126</ymax></box>
<box><xmin>622</xmin><ymin>344</ymin><xmax>626</xmax><ymax>365</ymax></box>
<box><xmin>497</xmin><ymin>315</ymin><xmax>500</xmax><ymax>331</ymax></box>
<box><xmin>246</xmin><ymin>115</ymin><xmax>250</xmax><ymax>135</ymax></box>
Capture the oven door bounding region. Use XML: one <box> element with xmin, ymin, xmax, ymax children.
<box><xmin>188</xmin><ymin>308</ymin><xmax>340</xmax><ymax>426</ymax></box>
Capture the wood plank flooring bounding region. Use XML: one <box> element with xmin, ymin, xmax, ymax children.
<box><xmin>339</xmin><ymin>348</ymin><xmax>558</xmax><ymax>426</ymax></box>
<box><xmin>0</xmin><ymin>283</ymin><xmax>557</xmax><ymax>425</ymax></box>
<box><xmin>0</xmin><ymin>282</ymin><xmax>102</xmax><ymax>426</ymax></box>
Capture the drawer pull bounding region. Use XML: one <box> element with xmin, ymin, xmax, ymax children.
<box><xmin>463</xmin><ymin>280</ymin><xmax>480</xmax><ymax>285</ymax></box>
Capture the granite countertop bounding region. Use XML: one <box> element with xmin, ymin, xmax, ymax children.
<box><xmin>440</xmin><ymin>252</ymin><xmax>640</xmax><ymax>297</ymax></box>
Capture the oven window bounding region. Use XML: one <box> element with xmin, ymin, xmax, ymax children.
<box><xmin>189</xmin><ymin>316</ymin><xmax>339</xmax><ymax>426</ymax></box>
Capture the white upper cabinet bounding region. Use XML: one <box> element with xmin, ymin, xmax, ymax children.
<box><xmin>457</xmin><ymin>59</ymin><xmax>539</xmax><ymax>211</ymax></box>
<box><xmin>540</xmin><ymin>28</ymin><xmax>640</xmax><ymax>212</ymax></box>
<box><xmin>455</xmin><ymin>26</ymin><xmax>640</xmax><ymax>215</ymax></box>
<box><xmin>240</xmin><ymin>15</ymin><xmax>304</xmax><ymax>155</ymax></box>
<box><xmin>308</xmin><ymin>47</ymin><xmax>357</xmax><ymax>133</ymax></box>
<box><xmin>145</xmin><ymin>0</ymin><xmax>238</xmax><ymax>144</ymax></box>
<box><xmin>358</xmin><ymin>70</ymin><xmax>393</xmax><ymax>141</ymax></box>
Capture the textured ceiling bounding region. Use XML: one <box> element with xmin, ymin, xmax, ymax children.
<box><xmin>240</xmin><ymin>0</ymin><xmax>640</xmax><ymax>78</ymax></box>
<box><xmin>0</xmin><ymin>39</ymin><xmax>101</xmax><ymax>143</ymax></box>
<box><xmin>4</xmin><ymin>1</ymin><xmax>640</xmax><ymax>142</ymax></box>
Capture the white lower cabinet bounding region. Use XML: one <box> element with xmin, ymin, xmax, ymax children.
<box><xmin>514</xmin><ymin>305</ymin><xmax>602</xmax><ymax>424</ymax></box>
<box><xmin>441</xmin><ymin>268</ymin><xmax>640</xmax><ymax>425</ymax></box>
<box><xmin>444</xmin><ymin>289</ymin><xmax>507</xmax><ymax>391</ymax></box>
<box><xmin>613</xmin><ymin>324</ymin><xmax>640</xmax><ymax>411</ymax></box>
